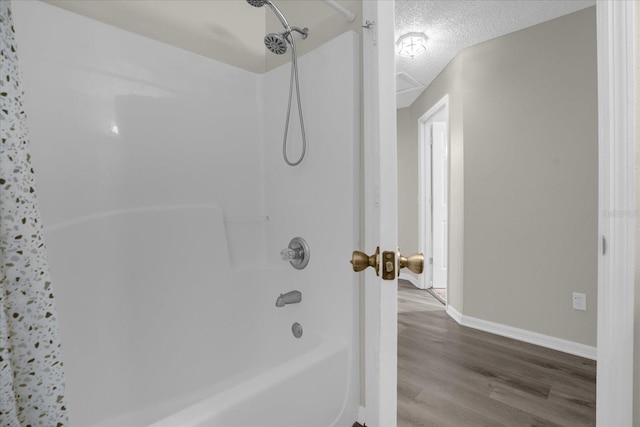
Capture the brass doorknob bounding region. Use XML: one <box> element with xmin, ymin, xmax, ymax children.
<box><xmin>398</xmin><ymin>251</ymin><xmax>424</xmax><ymax>275</ymax></box>
<box><xmin>350</xmin><ymin>247</ymin><xmax>380</xmax><ymax>276</ymax></box>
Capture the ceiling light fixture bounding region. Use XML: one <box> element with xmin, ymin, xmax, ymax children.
<box><xmin>396</xmin><ymin>32</ymin><xmax>428</xmax><ymax>59</ymax></box>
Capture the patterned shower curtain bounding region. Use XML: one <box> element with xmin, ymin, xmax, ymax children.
<box><xmin>0</xmin><ymin>0</ymin><xmax>68</xmax><ymax>425</ymax></box>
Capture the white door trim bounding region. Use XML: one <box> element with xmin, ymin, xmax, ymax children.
<box><xmin>418</xmin><ymin>95</ymin><xmax>449</xmax><ymax>291</ymax></box>
<box><xmin>596</xmin><ymin>1</ymin><xmax>636</xmax><ymax>425</ymax></box>
<box><xmin>361</xmin><ymin>1</ymin><xmax>397</xmax><ymax>426</ymax></box>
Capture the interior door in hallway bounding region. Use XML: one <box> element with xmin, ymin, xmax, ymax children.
<box><xmin>431</xmin><ymin>121</ymin><xmax>448</xmax><ymax>289</ymax></box>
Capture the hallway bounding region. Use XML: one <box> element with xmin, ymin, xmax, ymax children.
<box><xmin>397</xmin><ymin>281</ymin><xmax>596</xmax><ymax>426</ymax></box>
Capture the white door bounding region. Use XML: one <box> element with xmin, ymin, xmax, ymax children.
<box><xmin>431</xmin><ymin>122</ymin><xmax>448</xmax><ymax>289</ymax></box>
<box><xmin>362</xmin><ymin>1</ymin><xmax>398</xmax><ymax>426</ymax></box>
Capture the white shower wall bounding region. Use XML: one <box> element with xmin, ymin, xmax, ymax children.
<box><xmin>261</xmin><ymin>32</ymin><xmax>360</xmax><ymax>341</ymax></box>
<box><xmin>12</xmin><ymin>1</ymin><xmax>360</xmax><ymax>425</ymax></box>
<box><xmin>13</xmin><ymin>1</ymin><xmax>264</xmax><ymax>225</ymax></box>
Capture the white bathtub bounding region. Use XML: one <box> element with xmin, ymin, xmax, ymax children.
<box><xmin>150</xmin><ymin>336</ymin><xmax>351</xmax><ymax>427</ymax></box>
<box><xmin>45</xmin><ymin>206</ymin><xmax>358</xmax><ymax>426</ymax></box>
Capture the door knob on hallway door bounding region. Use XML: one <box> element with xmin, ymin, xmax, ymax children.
<box><xmin>398</xmin><ymin>251</ymin><xmax>424</xmax><ymax>275</ymax></box>
<box><xmin>350</xmin><ymin>247</ymin><xmax>380</xmax><ymax>276</ymax></box>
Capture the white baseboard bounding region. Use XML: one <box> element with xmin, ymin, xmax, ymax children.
<box><xmin>446</xmin><ymin>304</ymin><xmax>463</xmax><ymax>324</ymax></box>
<box><xmin>445</xmin><ymin>305</ymin><xmax>596</xmax><ymax>360</ymax></box>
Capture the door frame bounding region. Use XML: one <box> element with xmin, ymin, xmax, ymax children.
<box><xmin>417</xmin><ymin>95</ymin><xmax>449</xmax><ymax>292</ymax></box>
<box><xmin>595</xmin><ymin>1</ymin><xmax>636</xmax><ymax>425</ymax></box>
<box><xmin>361</xmin><ymin>1</ymin><xmax>636</xmax><ymax>426</ymax></box>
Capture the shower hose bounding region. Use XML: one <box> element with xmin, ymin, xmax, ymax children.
<box><xmin>282</xmin><ymin>34</ymin><xmax>307</xmax><ymax>167</ymax></box>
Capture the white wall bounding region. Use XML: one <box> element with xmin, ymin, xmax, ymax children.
<box><xmin>260</xmin><ymin>33</ymin><xmax>361</xmax><ymax>425</ymax></box>
<box><xmin>13</xmin><ymin>2</ymin><xmax>264</xmax><ymax>424</ymax></box>
<box><xmin>13</xmin><ymin>1</ymin><xmax>263</xmax><ymax>226</ymax></box>
<box><xmin>261</xmin><ymin>31</ymin><xmax>360</xmax><ymax>340</ymax></box>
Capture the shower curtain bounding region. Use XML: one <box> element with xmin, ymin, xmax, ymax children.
<box><xmin>0</xmin><ymin>0</ymin><xmax>68</xmax><ymax>425</ymax></box>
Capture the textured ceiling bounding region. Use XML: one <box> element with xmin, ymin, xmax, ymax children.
<box><xmin>395</xmin><ymin>0</ymin><xmax>596</xmax><ymax>108</ymax></box>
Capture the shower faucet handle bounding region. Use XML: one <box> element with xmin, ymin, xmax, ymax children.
<box><xmin>280</xmin><ymin>248</ymin><xmax>301</xmax><ymax>261</ymax></box>
<box><xmin>281</xmin><ymin>237</ymin><xmax>310</xmax><ymax>270</ymax></box>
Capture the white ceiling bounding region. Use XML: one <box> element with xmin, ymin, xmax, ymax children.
<box><xmin>39</xmin><ymin>0</ymin><xmax>596</xmax><ymax>108</ymax></box>
<box><xmin>40</xmin><ymin>0</ymin><xmax>361</xmax><ymax>73</ymax></box>
<box><xmin>394</xmin><ymin>0</ymin><xmax>596</xmax><ymax>108</ymax></box>
<box><xmin>42</xmin><ymin>0</ymin><xmax>268</xmax><ymax>73</ymax></box>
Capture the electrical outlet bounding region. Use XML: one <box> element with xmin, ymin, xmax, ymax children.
<box><xmin>572</xmin><ymin>292</ymin><xmax>586</xmax><ymax>311</ymax></box>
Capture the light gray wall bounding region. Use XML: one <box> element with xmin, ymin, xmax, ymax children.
<box><xmin>397</xmin><ymin>108</ymin><xmax>418</xmax><ymax>257</ymax></box>
<box><xmin>398</xmin><ymin>7</ymin><xmax>597</xmax><ymax>346</ymax></box>
<box><xmin>462</xmin><ymin>7</ymin><xmax>598</xmax><ymax>345</ymax></box>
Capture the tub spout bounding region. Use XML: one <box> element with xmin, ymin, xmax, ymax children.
<box><xmin>275</xmin><ymin>290</ymin><xmax>302</xmax><ymax>307</ymax></box>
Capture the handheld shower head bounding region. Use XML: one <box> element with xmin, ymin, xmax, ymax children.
<box><xmin>264</xmin><ymin>33</ymin><xmax>288</xmax><ymax>55</ymax></box>
<box><xmin>246</xmin><ymin>0</ymin><xmax>269</xmax><ymax>7</ymax></box>
<box><xmin>246</xmin><ymin>0</ymin><xmax>309</xmax><ymax>167</ymax></box>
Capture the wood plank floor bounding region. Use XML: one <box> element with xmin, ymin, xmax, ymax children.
<box><xmin>397</xmin><ymin>281</ymin><xmax>596</xmax><ymax>427</ymax></box>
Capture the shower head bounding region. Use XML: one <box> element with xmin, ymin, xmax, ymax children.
<box><xmin>247</xmin><ymin>0</ymin><xmax>309</xmax><ymax>56</ymax></box>
<box><xmin>264</xmin><ymin>33</ymin><xmax>288</xmax><ymax>55</ymax></box>
<box><xmin>246</xmin><ymin>0</ymin><xmax>269</xmax><ymax>7</ymax></box>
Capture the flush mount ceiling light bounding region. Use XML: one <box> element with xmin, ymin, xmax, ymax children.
<box><xmin>396</xmin><ymin>32</ymin><xmax>428</xmax><ymax>59</ymax></box>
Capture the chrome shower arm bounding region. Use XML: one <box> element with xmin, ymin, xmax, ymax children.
<box><xmin>289</xmin><ymin>27</ymin><xmax>309</xmax><ymax>39</ymax></box>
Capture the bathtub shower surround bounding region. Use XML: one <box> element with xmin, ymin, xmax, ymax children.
<box><xmin>0</xmin><ymin>1</ymin><xmax>68</xmax><ymax>425</ymax></box>
<box><xmin>11</xmin><ymin>1</ymin><xmax>359</xmax><ymax>425</ymax></box>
